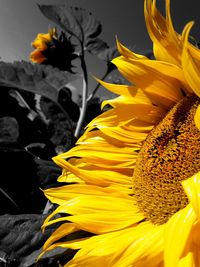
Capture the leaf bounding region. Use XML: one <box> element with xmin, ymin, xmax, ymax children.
<box><xmin>85</xmin><ymin>38</ymin><xmax>109</xmax><ymax>55</ymax></box>
<box><xmin>34</xmin><ymin>158</ymin><xmax>62</xmax><ymax>189</ymax></box>
<box><xmin>97</xmin><ymin>46</ymin><xmax>120</xmax><ymax>62</ymax></box>
<box><xmin>0</xmin><ymin>116</ymin><xmax>19</xmax><ymax>143</ymax></box>
<box><xmin>0</xmin><ymin>61</ymin><xmax>78</xmax><ymax>102</ymax></box>
<box><xmin>38</xmin><ymin>95</ymin><xmax>76</xmax><ymax>153</ymax></box>
<box><xmin>38</xmin><ymin>5</ymin><xmax>102</xmax><ymax>44</ymax></box>
<box><xmin>0</xmin><ymin>214</ymin><xmax>55</xmax><ymax>261</ymax></box>
<box><xmin>0</xmin><ymin>214</ymin><xmax>80</xmax><ymax>266</ymax></box>
<box><xmin>19</xmin><ymin>246</ymin><xmax>68</xmax><ymax>267</ymax></box>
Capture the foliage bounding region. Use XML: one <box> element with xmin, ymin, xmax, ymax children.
<box><xmin>0</xmin><ymin>61</ymin><xmax>77</xmax><ymax>102</ymax></box>
<box><xmin>37</xmin><ymin>4</ymin><xmax>108</xmax><ymax>54</ymax></box>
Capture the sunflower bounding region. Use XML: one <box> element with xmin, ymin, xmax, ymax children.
<box><xmin>40</xmin><ymin>0</ymin><xmax>200</xmax><ymax>266</ymax></box>
<box><xmin>30</xmin><ymin>28</ymin><xmax>57</xmax><ymax>63</ymax></box>
<box><xmin>30</xmin><ymin>28</ymin><xmax>76</xmax><ymax>71</ymax></box>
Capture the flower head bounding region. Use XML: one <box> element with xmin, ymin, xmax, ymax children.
<box><xmin>30</xmin><ymin>28</ymin><xmax>77</xmax><ymax>72</ymax></box>
<box><xmin>40</xmin><ymin>0</ymin><xmax>200</xmax><ymax>266</ymax></box>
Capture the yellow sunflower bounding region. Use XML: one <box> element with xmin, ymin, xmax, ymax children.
<box><xmin>40</xmin><ymin>0</ymin><xmax>200</xmax><ymax>266</ymax></box>
<box><xmin>30</xmin><ymin>27</ymin><xmax>76</xmax><ymax>71</ymax></box>
<box><xmin>30</xmin><ymin>28</ymin><xmax>57</xmax><ymax>63</ymax></box>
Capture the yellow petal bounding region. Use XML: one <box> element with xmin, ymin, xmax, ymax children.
<box><xmin>112</xmin><ymin>56</ymin><xmax>185</xmax><ymax>109</ymax></box>
<box><xmin>43</xmin><ymin>223</ymin><xmax>78</xmax><ymax>251</ymax></box>
<box><xmin>182</xmin><ymin>22</ymin><xmax>200</xmax><ymax>98</ymax></box>
<box><xmin>194</xmin><ymin>104</ymin><xmax>200</xmax><ymax>131</ymax></box>
<box><xmin>177</xmin><ymin>252</ymin><xmax>196</xmax><ymax>267</ymax></box>
<box><xmin>65</xmin><ymin>142</ymin><xmax>137</xmax><ymax>166</ymax></box>
<box><xmin>44</xmin><ymin>195</ymin><xmax>144</xmax><ymax>234</ymax></box>
<box><xmin>144</xmin><ymin>0</ymin><xmax>181</xmax><ymax>65</ymax></box>
<box><xmin>94</xmin><ymin>78</ymin><xmax>152</xmax><ymax>105</ymax></box>
<box><xmin>164</xmin><ymin>204</ymin><xmax>196</xmax><ymax>267</ymax></box>
<box><xmin>182</xmin><ymin>172</ymin><xmax>200</xmax><ymax>218</ymax></box>
<box><xmin>64</xmin><ymin>222</ymin><xmax>155</xmax><ymax>266</ymax></box>
<box><xmin>67</xmin><ymin>212</ymin><xmax>144</xmax><ymax>234</ymax></box>
<box><xmin>31</xmin><ymin>38</ymin><xmax>48</xmax><ymax>50</ymax></box>
<box><xmin>87</xmin><ymin>104</ymin><xmax>163</xmax><ymax>130</ymax></box>
<box><xmin>80</xmin><ymin>224</ymin><xmax>149</xmax><ymax>256</ymax></box>
<box><xmin>39</xmin><ymin>237</ymin><xmax>90</xmax><ymax>261</ymax></box>
<box><xmin>30</xmin><ymin>50</ymin><xmax>46</xmax><ymax>63</ymax></box>
<box><xmin>112</xmin><ymin>224</ymin><xmax>164</xmax><ymax>267</ymax></box>
<box><xmin>44</xmin><ymin>184</ymin><xmax>132</xmax><ymax>206</ymax></box>
<box><xmin>116</xmin><ymin>38</ymin><xmax>148</xmax><ymax>60</ymax></box>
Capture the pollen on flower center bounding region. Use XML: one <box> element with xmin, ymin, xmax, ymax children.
<box><xmin>133</xmin><ymin>95</ymin><xmax>200</xmax><ymax>225</ymax></box>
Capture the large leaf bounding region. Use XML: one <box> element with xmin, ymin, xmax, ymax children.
<box><xmin>20</xmin><ymin>246</ymin><xmax>69</xmax><ymax>267</ymax></box>
<box><xmin>38</xmin><ymin>4</ymin><xmax>102</xmax><ymax>45</ymax></box>
<box><xmin>85</xmin><ymin>38</ymin><xmax>109</xmax><ymax>55</ymax></box>
<box><xmin>38</xmin><ymin>94</ymin><xmax>77</xmax><ymax>153</ymax></box>
<box><xmin>0</xmin><ymin>214</ymin><xmax>87</xmax><ymax>266</ymax></box>
<box><xmin>0</xmin><ymin>214</ymin><xmax>70</xmax><ymax>266</ymax></box>
<box><xmin>0</xmin><ymin>61</ymin><xmax>78</xmax><ymax>102</ymax></box>
<box><xmin>34</xmin><ymin>158</ymin><xmax>62</xmax><ymax>189</ymax></box>
<box><xmin>0</xmin><ymin>214</ymin><xmax>54</xmax><ymax>262</ymax></box>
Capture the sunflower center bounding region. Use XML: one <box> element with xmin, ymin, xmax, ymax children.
<box><xmin>133</xmin><ymin>95</ymin><xmax>200</xmax><ymax>225</ymax></box>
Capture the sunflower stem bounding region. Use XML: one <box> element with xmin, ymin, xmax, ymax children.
<box><xmin>74</xmin><ymin>53</ymin><xmax>88</xmax><ymax>139</ymax></box>
<box><xmin>87</xmin><ymin>62</ymin><xmax>117</xmax><ymax>103</ymax></box>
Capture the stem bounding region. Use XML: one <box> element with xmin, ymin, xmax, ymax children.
<box><xmin>87</xmin><ymin>70</ymin><xmax>109</xmax><ymax>102</ymax></box>
<box><xmin>0</xmin><ymin>187</ymin><xmax>20</xmax><ymax>212</ymax></box>
<box><xmin>0</xmin><ymin>257</ymin><xmax>6</xmax><ymax>263</ymax></box>
<box><xmin>74</xmin><ymin>76</ymin><xmax>87</xmax><ymax>138</ymax></box>
<box><xmin>74</xmin><ymin>54</ymin><xmax>88</xmax><ymax>138</ymax></box>
<box><xmin>87</xmin><ymin>62</ymin><xmax>116</xmax><ymax>103</ymax></box>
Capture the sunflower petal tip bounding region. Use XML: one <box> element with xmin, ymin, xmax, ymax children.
<box><xmin>194</xmin><ymin>104</ymin><xmax>200</xmax><ymax>131</ymax></box>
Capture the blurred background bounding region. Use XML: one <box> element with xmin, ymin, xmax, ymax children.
<box><xmin>0</xmin><ymin>0</ymin><xmax>200</xmax><ymax>62</ymax></box>
<box><xmin>0</xmin><ymin>0</ymin><xmax>200</xmax><ymax>99</ymax></box>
